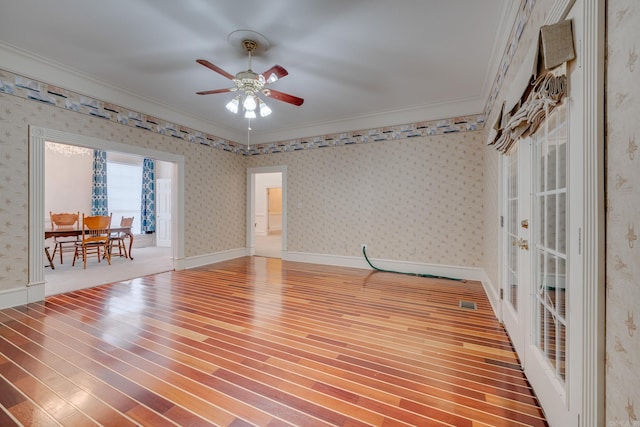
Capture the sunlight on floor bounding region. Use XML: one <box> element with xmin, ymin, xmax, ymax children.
<box><xmin>44</xmin><ymin>246</ymin><xmax>173</xmax><ymax>296</ymax></box>
<box><xmin>254</xmin><ymin>232</ymin><xmax>282</xmax><ymax>258</ymax></box>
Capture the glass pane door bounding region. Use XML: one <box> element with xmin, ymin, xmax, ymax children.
<box><xmin>533</xmin><ymin>103</ymin><xmax>568</xmax><ymax>384</ymax></box>
<box><xmin>502</xmin><ymin>140</ymin><xmax>531</xmax><ymax>360</ymax></box>
<box><xmin>507</xmin><ymin>147</ymin><xmax>519</xmax><ymax>311</ymax></box>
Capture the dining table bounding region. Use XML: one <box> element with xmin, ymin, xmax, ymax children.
<box><xmin>45</xmin><ymin>226</ymin><xmax>135</xmax><ymax>261</ymax></box>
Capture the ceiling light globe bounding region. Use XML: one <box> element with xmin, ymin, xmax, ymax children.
<box><xmin>243</xmin><ymin>94</ymin><xmax>257</xmax><ymax>111</ymax></box>
<box><xmin>225</xmin><ymin>97</ymin><xmax>239</xmax><ymax>114</ymax></box>
<box><xmin>244</xmin><ymin>110</ymin><xmax>257</xmax><ymax>119</ymax></box>
<box><xmin>259</xmin><ymin>101</ymin><xmax>272</xmax><ymax>117</ymax></box>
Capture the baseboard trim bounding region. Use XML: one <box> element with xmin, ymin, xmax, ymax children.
<box><xmin>478</xmin><ymin>271</ymin><xmax>501</xmax><ymax>319</ymax></box>
<box><xmin>0</xmin><ymin>282</ymin><xmax>46</xmax><ymax>309</ymax></box>
<box><xmin>284</xmin><ymin>251</ymin><xmax>486</xmax><ymax>281</ymax></box>
<box><xmin>182</xmin><ymin>247</ymin><xmax>250</xmax><ymax>269</ymax></box>
<box><xmin>142</xmin><ymin>247</ymin><xmax>502</xmax><ymax>320</ymax></box>
<box><xmin>3</xmin><ymin>250</ymin><xmax>500</xmax><ymax>319</ymax></box>
<box><xmin>284</xmin><ymin>251</ymin><xmax>500</xmax><ymax>319</ymax></box>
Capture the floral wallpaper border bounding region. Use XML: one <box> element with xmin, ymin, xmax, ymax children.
<box><xmin>245</xmin><ymin>117</ymin><xmax>484</xmax><ymax>155</ymax></box>
<box><xmin>0</xmin><ymin>69</ymin><xmax>239</xmax><ymax>149</ymax></box>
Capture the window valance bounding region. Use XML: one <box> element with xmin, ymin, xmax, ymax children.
<box><xmin>488</xmin><ymin>19</ymin><xmax>575</xmax><ymax>154</ymax></box>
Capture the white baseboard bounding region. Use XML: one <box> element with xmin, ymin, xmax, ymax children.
<box><xmin>15</xmin><ymin>245</ymin><xmax>501</xmax><ymax>319</ymax></box>
<box><xmin>284</xmin><ymin>250</ymin><xmax>485</xmax><ymax>282</ymax></box>
<box><xmin>479</xmin><ymin>271</ymin><xmax>501</xmax><ymax>320</ymax></box>
<box><xmin>133</xmin><ymin>233</ymin><xmax>155</xmax><ymax>248</ymax></box>
<box><xmin>0</xmin><ymin>282</ymin><xmax>45</xmax><ymax>309</ymax></box>
<box><xmin>182</xmin><ymin>247</ymin><xmax>250</xmax><ymax>269</ymax></box>
<box><xmin>284</xmin><ymin>250</ymin><xmax>500</xmax><ymax>319</ymax></box>
<box><xmin>2</xmin><ymin>248</ymin><xmax>501</xmax><ymax>321</ymax></box>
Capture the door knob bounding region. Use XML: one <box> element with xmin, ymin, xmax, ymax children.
<box><xmin>516</xmin><ymin>238</ymin><xmax>529</xmax><ymax>250</ymax></box>
<box><xmin>521</xmin><ymin>219</ymin><xmax>529</xmax><ymax>229</ymax></box>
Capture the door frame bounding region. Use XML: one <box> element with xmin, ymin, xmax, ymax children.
<box><xmin>29</xmin><ymin>126</ymin><xmax>185</xmax><ymax>297</ymax></box>
<box><xmin>156</xmin><ymin>178</ymin><xmax>172</xmax><ymax>248</ymax></box>
<box><xmin>247</xmin><ymin>165</ymin><xmax>287</xmax><ymax>255</ymax></box>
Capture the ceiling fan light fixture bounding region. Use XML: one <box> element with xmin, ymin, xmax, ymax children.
<box><xmin>197</xmin><ymin>30</ymin><xmax>303</xmax><ymax>122</ymax></box>
<box><xmin>225</xmin><ymin>96</ymin><xmax>240</xmax><ymax>114</ymax></box>
<box><xmin>259</xmin><ymin>99</ymin><xmax>272</xmax><ymax>117</ymax></box>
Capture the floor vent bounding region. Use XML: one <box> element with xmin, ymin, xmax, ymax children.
<box><xmin>459</xmin><ymin>300</ymin><xmax>477</xmax><ymax>310</ymax></box>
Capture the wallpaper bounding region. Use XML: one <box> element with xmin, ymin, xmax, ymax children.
<box><xmin>248</xmin><ymin>132</ymin><xmax>485</xmax><ymax>266</ymax></box>
<box><xmin>606</xmin><ymin>1</ymin><xmax>640</xmax><ymax>425</ymax></box>
<box><xmin>0</xmin><ymin>59</ymin><xmax>485</xmax><ymax>295</ymax></box>
<box><xmin>0</xmin><ymin>89</ymin><xmax>246</xmax><ymax>292</ymax></box>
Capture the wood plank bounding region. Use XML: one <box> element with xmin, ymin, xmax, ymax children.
<box><xmin>0</xmin><ymin>257</ymin><xmax>547</xmax><ymax>426</ymax></box>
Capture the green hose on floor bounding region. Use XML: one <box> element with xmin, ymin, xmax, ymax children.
<box><xmin>362</xmin><ymin>246</ymin><xmax>463</xmax><ymax>282</ymax></box>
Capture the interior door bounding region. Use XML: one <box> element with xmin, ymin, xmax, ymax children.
<box><xmin>524</xmin><ymin>97</ymin><xmax>576</xmax><ymax>426</ymax></box>
<box><xmin>267</xmin><ymin>187</ymin><xmax>282</xmax><ymax>234</ymax></box>
<box><xmin>502</xmin><ymin>102</ymin><xmax>578</xmax><ymax>426</ymax></box>
<box><xmin>156</xmin><ymin>178</ymin><xmax>172</xmax><ymax>247</ymax></box>
<box><xmin>501</xmin><ymin>141</ymin><xmax>532</xmax><ymax>359</ymax></box>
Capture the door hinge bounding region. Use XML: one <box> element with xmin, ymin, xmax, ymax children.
<box><xmin>500</xmin><ymin>289</ymin><xmax>504</xmax><ymax>300</ymax></box>
<box><xmin>500</xmin><ymin>215</ymin><xmax>504</xmax><ymax>228</ymax></box>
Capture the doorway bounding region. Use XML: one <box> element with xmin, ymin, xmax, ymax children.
<box><xmin>247</xmin><ymin>166</ymin><xmax>287</xmax><ymax>259</ymax></box>
<box><xmin>29</xmin><ymin>126</ymin><xmax>185</xmax><ymax>297</ymax></box>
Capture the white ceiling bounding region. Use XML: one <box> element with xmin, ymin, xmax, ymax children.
<box><xmin>0</xmin><ymin>1</ymin><xmax>515</xmax><ymax>144</ymax></box>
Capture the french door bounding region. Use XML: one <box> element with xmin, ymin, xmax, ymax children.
<box><xmin>499</xmin><ymin>2</ymin><xmax>592</xmax><ymax>423</ymax></box>
<box><xmin>502</xmin><ymin>101</ymin><xmax>578</xmax><ymax>426</ymax></box>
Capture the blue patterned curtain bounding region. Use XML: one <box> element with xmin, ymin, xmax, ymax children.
<box><xmin>91</xmin><ymin>150</ymin><xmax>108</xmax><ymax>215</ymax></box>
<box><xmin>140</xmin><ymin>158</ymin><xmax>156</xmax><ymax>233</ymax></box>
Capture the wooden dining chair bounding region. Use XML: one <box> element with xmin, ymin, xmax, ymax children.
<box><xmin>72</xmin><ymin>213</ymin><xmax>112</xmax><ymax>269</ymax></box>
<box><xmin>109</xmin><ymin>216</ymin><xmax>134</xmax><ymax>259</ymax></box>
<box><xmin>49</xmin><ymin>211</ymin><xmax>80</xmax><ymax>264</ymax></box>
<box><xmin>44</xmin><ymin>246</ymin><xmax>55</xmax><ymax>269</ymax></box>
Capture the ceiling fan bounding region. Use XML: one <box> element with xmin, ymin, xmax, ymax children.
<box><xmin>196</xmin><ymin>38</ymin><xmax>304</xmax><ymax>119</ymax></box>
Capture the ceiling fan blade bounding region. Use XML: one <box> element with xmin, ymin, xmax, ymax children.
<box><xmin>196</xmin><ymin>88</ymin><xmax>233</xmax><ymax>95</ymax></box>
<box><xmin>196</xmin><ymin>59</ymin><xmax>235</xmax><ymax>80</ymax></box>
<box><xmin>261</xmin><ymin>65</ymin><xmax>288</xmax><ymax>83</ymax></box>
<box><xmin>265</xmin><ymin>88</ymin><xmax>304</xmax><ymax>106</ymax></box>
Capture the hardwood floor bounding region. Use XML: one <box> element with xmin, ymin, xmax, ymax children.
<box><xmin>0</xmin><ymin>257</ymin><xmax>548</xmax><ymax>426</ymax></box>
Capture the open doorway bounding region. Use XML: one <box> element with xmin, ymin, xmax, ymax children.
<box><xmin>247</xmin><ymin>166</ymin><xmax>287</xmax><ymax>259</ymax></box>
<box><xmin>29</xmin><ymin>126</ymin><xmax>184</xmax><ymax>298</ymax></box>
<box><xmin>254</xmin><ymin>172</ymin><xmax>282</xmax><ymax>258</ymax></box>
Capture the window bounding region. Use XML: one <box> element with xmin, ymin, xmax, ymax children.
<box><xmin>107</xmin><ymin>160</ymin><xmax>142</xmax><ymax>234</ymax></box>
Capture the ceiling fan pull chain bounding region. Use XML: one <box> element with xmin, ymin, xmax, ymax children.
<box><xmin>247</xmin><ymin>118</ymin><xmax>252</xmax><ymax>149</ymax></box>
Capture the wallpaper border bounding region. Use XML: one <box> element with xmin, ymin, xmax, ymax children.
<box><xmin>0</xmin><ymin>67</ymin><xmax>484</xmax><ymax>156</ymax></box>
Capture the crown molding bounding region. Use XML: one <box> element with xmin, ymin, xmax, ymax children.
<box><xmin>0</xmin><ymin>41</ymin><xmax>240</xmax><ymax>142</ymax></box>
